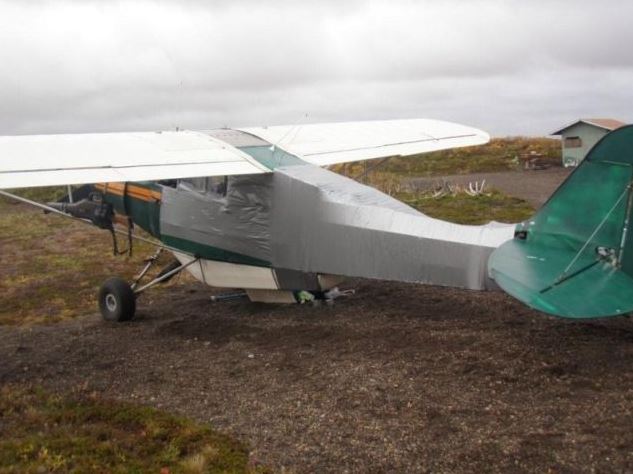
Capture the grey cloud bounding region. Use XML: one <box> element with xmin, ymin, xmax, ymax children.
<box><xmin>0</xmin><ymin>0</ymin><xmax>631</xmax><ymax>136</ymax></box>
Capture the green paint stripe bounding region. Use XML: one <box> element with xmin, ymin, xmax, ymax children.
<box><xmin>102</xmin><ymin>187</ymin><xmax>161</xmax><ymax>238</ymax></box>
<box><xmin>161</xmin><ymin>234</ymin><xmax>271</xmax><ymax>268</ymax></box>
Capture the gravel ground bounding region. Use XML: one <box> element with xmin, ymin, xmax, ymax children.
<box><xmin>1</xmin><ymin>281</ymin><xmax>632</xmax><ymax>472</ymax></box>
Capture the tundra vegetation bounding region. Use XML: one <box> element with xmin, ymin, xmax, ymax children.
<box><xmin>336</xmin><ymin>137</ymin><xmax>549</xmax><ymax>224</ymax></box>
<box><xmin>340</xmin><ymin>137</ymin><xmax>561</xmax><ymax>177</ymax></box>
<box><xmin>0</xmin><ymin>385</ymin><xmax>261</xmax><ymax>473</ymax></box>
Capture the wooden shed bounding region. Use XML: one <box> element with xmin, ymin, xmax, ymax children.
<box><xmin>551</xmin><ymin>118</ymin><xmax>626</xmax><ymax>167</ymax></box>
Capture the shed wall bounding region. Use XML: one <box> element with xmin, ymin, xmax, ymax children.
<box><xmin>560</xmin><ymin>123</ymin><xmax>609</xmax><ymax>166</ymax></box>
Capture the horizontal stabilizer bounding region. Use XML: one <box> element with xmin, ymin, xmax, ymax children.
<box><xmin>489</xmin><ymin>124</ymin><xmax>633</xmax><ymax>319</ymax></box>
<box><xmin>489</xmin><ymin>239</ymin><xmax>633</xmax><ymax>318</ymax></box>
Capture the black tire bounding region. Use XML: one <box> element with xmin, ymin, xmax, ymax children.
<box><xmin>98</xmin><ymin>277</ymin><xmax>136</xmax><ymax>322</ymax></box>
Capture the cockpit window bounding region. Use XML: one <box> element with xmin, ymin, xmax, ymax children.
<box><xmin>179</xmin><ymin>176</ymin><xmax>228</xmax><ymax>197</ymax></box>
<box><xmin>157</xmin><ymin>179</ymin><xmax>177</xmax><ymax>188</ymax></box>
<box><xmin>208</xmin><ymin>176</ymin><xmax>228</xmax><ymax>196</ymax></box>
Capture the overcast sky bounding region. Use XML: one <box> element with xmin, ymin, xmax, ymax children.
<box><xmin>0</xmin><ymin>0</ymin><xmax>631</xmax><ymax>137</ymax></box>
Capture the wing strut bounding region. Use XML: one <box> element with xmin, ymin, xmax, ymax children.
<box><xmin>0</xmin><ymin>190</ymin><xmax>191</xmax><ymax>256</ymax></box>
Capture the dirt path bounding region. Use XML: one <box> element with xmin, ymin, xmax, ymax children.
<box><xmin>1</xmin><ymin>281</ymin><xmax>632</xmax><ymax>472</ymax></box>
<box><xmin>408</xmin><ymin>168</ymin><xmax>572</xmax><ymax>208</ymax></box>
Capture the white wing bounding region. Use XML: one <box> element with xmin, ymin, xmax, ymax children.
<box><xmin>0</xmin><ymin>130</ymin><xmax>270</xmax><ymax>189</ymax></box>
<box><xmin>0</xmin><ymin>120</ymin><xmax>489</xmax><ymax>189</ymax></box>
<box><xmin>239</xmin><ymin>119</ymin><xmax>489</xmax><ymax>166</ymax></box>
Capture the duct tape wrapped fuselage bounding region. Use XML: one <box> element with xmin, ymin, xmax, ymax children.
<box><xmin>159</xmin><ymin>164</ymin><xmax>515</xmax><ymax>291</ymax></box>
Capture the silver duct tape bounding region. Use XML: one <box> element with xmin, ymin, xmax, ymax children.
<box><xmin>160</xmin><ymin>163</ymin><xmax>515</xmax><ymax>291</ymax></box>
<box><xmin>160</xmin><ymin>174</ymin><xmax>274</xmax><ymax>262</ymax></box>
<box><xmin>273</xmin><ymin>268</ymin><xmax>321</xmax><ymax>291</ymax></box>
<box><xmin>270</xmin><ymin>165</ymin><xmax>515</xmax><ymax>290</ymax></box>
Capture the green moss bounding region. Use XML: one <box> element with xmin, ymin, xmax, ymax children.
<box><xmin>396</xmin><ymin>189</ymin><xmax>535</xmax><ymax>225</ymax></box>
<box><xmin>0</xmin><ymin>385</ymin><xmax>262</xmax><ymax>473</ymax></box>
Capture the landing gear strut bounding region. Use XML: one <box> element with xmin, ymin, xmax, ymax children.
<box><xmin>97</xmin><ymin>248</ymin><xmax>200</xmax><ymax>322</ymax></box>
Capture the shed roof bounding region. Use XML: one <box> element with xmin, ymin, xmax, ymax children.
<box><xmin>551</xmin><ymin>118</ymin><xmax>627</xmax><ymax>135</ymax></box>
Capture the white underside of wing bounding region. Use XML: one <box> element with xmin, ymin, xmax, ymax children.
<box><xmin>0</xmin><ymin>130</ymin><xmax>269</xmax><ymax>189</ymax></box>
<box><xmin>238</xmin><ymin>119</ymin><xmax>490</xmax><ymax>166</ymax></box>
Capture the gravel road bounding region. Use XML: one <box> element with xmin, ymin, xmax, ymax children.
<box><xmin>408</xmin><ymin>167</ymin><xmax>572</xmax><ymax>208</ymax></box>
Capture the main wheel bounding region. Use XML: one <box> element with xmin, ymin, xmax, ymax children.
<box><xmin>98</xmin><ymin>277</ymin><xmax>136</xmax><ymax>322</ymax></box>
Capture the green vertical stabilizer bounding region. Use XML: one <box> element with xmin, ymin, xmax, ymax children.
<box><xmin>489</xmin><ymin>125</ymin><xmax>633</xmax><ymax>318</ymax></box>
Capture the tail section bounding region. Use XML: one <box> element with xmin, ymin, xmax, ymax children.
<box><xmin>489</xmin><ymin>125</ymin><xmax>633</xmax><ymax>318</ymax></box>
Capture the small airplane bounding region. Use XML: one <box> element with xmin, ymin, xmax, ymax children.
<box><xmin>1</xmin><ymin>118</ymin><xmax>632</xmax><ymax>322</ymax></box>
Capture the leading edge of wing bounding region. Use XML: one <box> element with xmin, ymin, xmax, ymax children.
<box><xmin>238</xmin><ymin>119</ymin><xmax>490</xmax><ymax>166</ymax></box>
<box><xmin>0</xmin><ymin>130</ymin><xmax>270</xmax><ymax>190</ymax></box>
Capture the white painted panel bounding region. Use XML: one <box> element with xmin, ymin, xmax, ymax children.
<box><xmin>246</xmin><ymin>289</ymin><xmax>297</xmax><ymax>303</ymax></box>
<box><xmin>1</xmin><ymin>161</ymin><xmax>264</xmax><ymax>189</ymax></box>
<box><xmin>239</xmin><ymin>119</ymin><xmax>489</xmax><ymax>166</ymax></box>
<box><xmin>0</xmin><ymin>130</ymin><xmax>269</xmax><ymax>189</ymax></box>
<box><xmin>173</xmin><ymin>253</ymin><xmax>278</xmax><ymax>290</ymax></box>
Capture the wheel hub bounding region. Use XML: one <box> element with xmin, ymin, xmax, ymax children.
<box><xmin>105</xmin><ymin>293</ymin><xmax>118</xmax><ymax>312</ymax></box>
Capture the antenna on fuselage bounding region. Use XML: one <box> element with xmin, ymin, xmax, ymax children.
<box><xmin>171</xmin><ymin>79</ymin><xmax>184</xmax><ymax>132</ymax></box>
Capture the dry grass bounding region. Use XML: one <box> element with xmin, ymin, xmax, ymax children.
<box><xmin>0</xmin><ymin>194</ymin><xmax>265</xmax><ymax>473</ymax></box>
<box><xmin>396</xmin><ymin>189</ymin><xmax>534</xmax><ymax>225</ymax></box>
<box><xmin>330</xmin><ymin>137</ymin><xmax>547</xmax><ymax>224</ymax></box>
<box><xmin>335</xmin><ymin>137</ymin><xmax>561</xmax><ymax>178</ymax></box>
<box><xmin>0</xmin><ymin>198</ymin><xmax>181</xmax><ymax>326</ymax></box>
<box><xmin>348</xmin><ymin>171</ymin><xmax>535</xmax><ymax>225</ymax></box>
